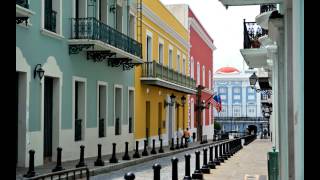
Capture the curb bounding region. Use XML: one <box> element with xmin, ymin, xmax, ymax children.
<box><xmin>90</xmin><ymin>139</ymin><xmax>229</xmax><ymax>176</ymax></box>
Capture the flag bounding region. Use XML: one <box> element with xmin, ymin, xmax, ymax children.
<box><xmin>212</xmin><ymin>94</ymin><xmax>222</xmax><ymax>112</ymax></box>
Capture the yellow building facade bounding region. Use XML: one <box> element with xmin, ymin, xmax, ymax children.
<box><xmin>135</xmin><ymin>0</ymin><xmax>197</xmax><ymax>147</ymax></box>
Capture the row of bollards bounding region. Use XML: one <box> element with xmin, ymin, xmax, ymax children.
<box><xmin>123</xmin><ymin>138</ymin><xmax>244</xmax><ymax>180</ymax></box>
<box><xmin>23</xmin><ymin>139</ymin><xmax>166</xmax><ymax>177</ymax></box>
<box><xmin>23</xmin><ymin>137</ymin><xmax>243</xmax><ymax>179</ymax></box>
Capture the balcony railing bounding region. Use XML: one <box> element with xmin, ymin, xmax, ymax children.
<box><xmin>260</xmin><ymin>4</ymin><xmax>277</xmax><ymax>14</ymax></box>
<box><xmin>71</xmin><ymin>17</ymin><xmax>142</xmax><ymax>58</ymax></box>
<box><xmin>142</xmin><ymin>61</ymin><xmax>196</xmax><ymax>89</ymax></box>
<box><xmin>243</xmin><ymin>20</ymin><xmax>268</xmax><ymax>49</ymax></box>
<box><xmin>16</xmin><ymin>0</ymin><xmax>29</xmax><ymax>9</ymax></box>
<box><xmin>45</xmin><ymin>10</ymin><xmax>57</xmax><ymax>32</ymax></box>
<box><xmin>215</xmin><ymin>117</ymin><xmax>266</xmax><ymax>122</ymax></box>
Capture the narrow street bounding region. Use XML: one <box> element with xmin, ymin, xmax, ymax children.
<box><xmin>92</xmin><ymin>139</ymin><xmax>272</xmax><ymax>180</ymax></box>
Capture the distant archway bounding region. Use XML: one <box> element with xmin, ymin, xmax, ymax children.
<box><xmin>248</xmin><ymin>125</ymin><xmax>257</xmax><ymax>135</ymax></box>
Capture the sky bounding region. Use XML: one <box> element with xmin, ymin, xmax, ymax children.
<box><xmin>160</xmin><ymin>0</ymin><xmax>260</xmax><ymax>72</ymax></box>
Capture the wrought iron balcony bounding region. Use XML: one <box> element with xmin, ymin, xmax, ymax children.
<box><xmin>45</xmin><ymin>10</ymin><xmax>57</xmax><ymax>33</ymax></box>
<box><xmin>243</xmin><ymin>20</ymin><xmax>268</xmax><ymax>49</ymax></box>
<box><xmin>215</xmin><ymin>117</ymin><xmax>267</xmax><ymax>122</ymax></box>
<box><xmin>141</xmin><ymin>61</ymin><xmax>196</xmax><ymax>94</ymax></box>
<box><xmin>16</xmin><ymin>0</ymin><xmax>29</xmax><ymax>9</ymax></box>
<box><xmin>260</xmin><ymin>4</ymin><xmax>277</xmax><ymax>14</ymax></box>
<box><xmin>70</xmin><ymin>17</ymin><xmax>142</xmax><ymax>58</ymax></box>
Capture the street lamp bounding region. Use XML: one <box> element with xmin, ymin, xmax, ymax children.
<box><xmin>249</xmin><ymin>72</ymin><xmax>261</xmax><ymax>92</ymax></box>
<box><xmin>164</xmin><ymin>94</ymin><xmax>176</xmax><ymax>108</ymax></box>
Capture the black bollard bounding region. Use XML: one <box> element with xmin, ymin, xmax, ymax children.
<box><xmin>208</xmin><ymin>146</ymin><xmax>216</xmax><ymax>169</ymax></box>
<box><xmin>52</xmin><ymin>147</ymin><xmax>65</xmax><ymax>171</ymax></box>
<box><xmin>153</xmin><ymin>163</ymin><xmax>161</xmax><ymax>180</ymax></box>
<box><xmin>23</xmin><ymin>150</ymin><xmax>36</xmax><ymax>178</ymax></box>
<box><xmin>151</xmin><ymin>139</ymin><xmax>157</xmax><ymax>154</ymax></box>
<box><xmin>76</xmin><ymin>145</ymin><xmax>86</xmax><ymax>167</ymax></box>
<box><xmin>158</xmin><ymin>139</ymin><xmax>164</xmax><ymax>153</ymax></box>
<box><xmin>192</xmin><ymin>150</ymin><xmax>203</xmax><ymax>179</ymax></box>
<box><xmin>183</xmin><ymin>154</ymin><xmax>192</xmax><ymax>180</ymax></box>
<box><xmin>218</xmin><ymin>144</ymin><xmax>225</xmax><ymax>163</ymax></box>
<box><xmin>142</xmin><ymin>140</ymin><xmax>149</xmax><ymax>156</ymax></box>
<box><xmin>170</xmin><ymin>138</ymin><xmax>175</xmax><ymax>150</ymax></box>
<box><xmin>109</xmin><ymin>143</ymin><xmax>118</xmax><ymax>163</ymax></box>
<box><xmin>201</xmin><ymin>148</ymin><xmax>210</xmax><ymax>174</ymax></box>
<box><xmin>123</xmin><ymin>142</ymin><xmax>131</xmax><ymax>160</ymax></box>
<box><xmin>124</xmin><ymin>172</ymin><xmax>135</xmax><ymax>180</ymax></box>
<box><xmin>222</xmin><ymin>143</ymin><xmax>228</xmax><ymax>160</ymax></box>
<box><xmin>180</xmin><ymin>137</ymin><xmax>184</xmax><ymax>149</ymax></box>
<box><xmin>94</xmin><ymin>144</ymin><xmax>105</xmax><ymax>166</ymax></box>
<box><xmin>133</xmin><ymin>141</ymin><xmax>141</xmax><ymax>158</ymax></box>
<box><xmin>171</xmin><ymin>157</ymin><xmax>179</xmax><ymax>180</ymax></box>
<box><xmin>184</xmin><ymin>137</ymin><xmax>188</xmax><ymax>148</ymax></box>
<box><xmin>214</xmin><ymin>145</ymin><xmax>221</xmax><ymax>165</ymax></box>
<box><xmin>175</xmin><ymin>137</ymin><xmax>180</xmax><ymax>149</ymax></box>
<box><xmin>225</xmin><ymin>142</ymin><xmax>231</xmax><ymax>158</ymax></box>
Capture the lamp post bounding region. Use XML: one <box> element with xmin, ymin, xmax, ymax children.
<box><xmin>181</xmin><ymin>96</ymin><xmax>186</xmax><ymax>131</ymax></box>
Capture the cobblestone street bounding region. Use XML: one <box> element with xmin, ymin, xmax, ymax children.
<box><xmin>92</xmin><ymin>139</ymin><xmax>272</xmax><ymax>180</ymax></box>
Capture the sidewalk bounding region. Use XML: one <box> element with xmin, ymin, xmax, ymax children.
<box><xmin>204</xmin><ymin>139</ymin><xmax>272</xmax><ymax>180</ymax></box>
<box><xmin>16</xmin><ymin>139</ymin><xmax>228</xmax><ymax>179</ymax></box>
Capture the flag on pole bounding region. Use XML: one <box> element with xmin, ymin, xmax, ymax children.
<box><xmin>212</xmin><ymin>94</ymin><xmax>222</xmax><ymax>112</ymax></box>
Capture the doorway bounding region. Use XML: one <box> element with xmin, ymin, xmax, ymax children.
<box><xmin>146</xmin><ymin>101</ymin><xmax>150</xmax><ymax>142</ymax></box>
<box><xmin>44</xmin><ymin>77</ymin><xmax>53</xmax><ymax>163</ymax></box>
<box><xmin>168</xmin><ymin>103</ymin><xmax>173</xmax><ymax>140</ymax></box>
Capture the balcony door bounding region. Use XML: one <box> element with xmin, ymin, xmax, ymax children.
<box><xmin>99</xmin><ymin>0</ymin><xmax>108</xmax><ymax>24</ymax></box>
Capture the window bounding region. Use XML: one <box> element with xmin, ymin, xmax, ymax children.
<box><xmin>248</xmin><ymin>95</ymin><xmax>255</xmax><ymax>100</ymax></box>
<box><xmin>73</xmin><ymin>77</ymin><xmax>86</xmax><ymax>141</ymax></box>
<box><xmin>128</xmin><ymin>88</ymin><xmax>134</xmax><ymax>133</ymax></box>
<box><xmin>114</xmin><ymin>85</ymin><xmax>123</xmax><ymax>135</ymax></box>
<box><xmin>169</xmin><ymin>48</ymin><xmax>173</xmax><ymax>69</ymax></box>
<box><xmin>191</xmin><ymin>57</ymin><xmax>194</xmax><ymax>78</ymax></box>
<box><xmin>158</xmin><ymin>43</ymin><xmax>163</xmax><ymax>64</ymax></box>
<box><xmin>97</xmin><ymin>82</ymin><xmax>107</xmax><ymax>138</ymax></box>
<box><xmin>233</xmin><ymin>106</ymin><xmax>241</xmax><ymax>117</ymax></box>
<box><xmin>146</xmin><ymin>35</ymin><xmax>152</xmax><ymax>62</ymax></box>
<box><xmin>220</xmin><ymin>95</ymin><xmax>226</xmax><ymax>100</ymax></box>
<box><xmin>44</xmin><ymin>0</ymin><xmax>61</xmax><ymax>33</ymax></box>
<box><xmin>116</xmin><ymin>4</ymin><xmax>123</xmax><ymax>33</ymax></box>
<box><xmin>197</xmin><ymin>62</ymin><xmax>200</xmax><ymax>85</ymax></box>
<box><xmin>233</xmin><ymin>95</ymin><xmax>240</xmax><ymax>100</ymax></box>
<box><xmin>129</xmin><ymin>14</ymin><xmax>135</xmax><ymax>38</ymax></box>
<box><xmin>177</xmin><ymin>54</ymin><xmax>180</xmax><ymax>73</ymax></box>
<box><xmin>233</xmin><ymin>87</ymin><xmax>240</xmax><ymax>93</ymax></box>
<box><xmin>202</xmin><ymin>65</ymin><xmax>205</xmax><ymax>86</ymax></box>
<box><xmin>182</xmin><ymin>58</ymin><xmax>186</xmax><ymax>75</ymax></box>
<box><xmin>208</xmin><ymin>70</ymin><xmax>211</xmax><ymax>90</ymax></box>
<box><xmin>219</xmin><ymin>87</ymin><xmax>227</xmax><ymax>93</ymax></box>
<box><xmin>248</xmin><ymin>87</ymin><xmax>255</xmax><ymax>93</ymax></box>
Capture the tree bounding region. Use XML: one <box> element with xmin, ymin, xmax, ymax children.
<box><xmin>214</xmin><ymin>121</ymin><xmax>221</xmax><ymax>131</ymax></box>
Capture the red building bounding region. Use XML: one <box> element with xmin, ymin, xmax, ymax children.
<box><xmin>166</xmin><ymin>5</ymin><xmax>216</xmax><ymax>140</ymax></box>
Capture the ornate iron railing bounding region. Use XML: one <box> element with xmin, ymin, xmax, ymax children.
<box><xmin>16</xmin><ymin>0</ymin><xmax>29</xmax><ymax>9</ymax></box>
<box><xmin>45</xmin><ymin>10</ymin><xmax>57</xmax><ymax>32</ymax></box>
<box><xmin>243</xmin><ymin>20</ymin><xmax>268</xmax><ymax>49</ymax></box>
<box><xmin>215</xmin><ymin>117</ymin><xmax>266</xmax><ymax>122</ymax></box>
<box><xmin>260</xmin><ymin>4</ymin><xmax>277</xmax><ymax>13</ymax></box>
<box><xmin>142</xmin><ymin>61</ymin><xmax>196</xmax><ymax>89</ymax></box>
<box><xmin>75</xmin><ymin>119</ymin><xmax>82</xmax><ymax>141</ymax></box>
<box><xmin>71</xmin><ymin>18</ymin><xmax>142</xmax><ymax>58</ymax></box>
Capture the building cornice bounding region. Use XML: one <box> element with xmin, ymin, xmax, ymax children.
<box><xmin>189</xmin><ymin>17</ymin><xmax>216</xmax><ymax>50</ymax></box>
<box><xmin>142</xmin><ymin>4</ymin><xmax>190</xmax><ymax>50</ymax></box>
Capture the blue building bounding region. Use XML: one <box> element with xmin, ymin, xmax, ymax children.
<box><xmin>213</xmin><ymin>67</ymin><xmax>267</xmax><ymax>135</ymax></box>
<box><xmin>16</xmin><ymin>0</ymin><xmax>142</xmax><ymax>167</ymax></box>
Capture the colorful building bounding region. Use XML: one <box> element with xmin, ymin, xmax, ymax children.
<box><xmin>16</xmin><ymin>0</ymin><xmax>141</xmax><ymax>167</ymax></box>
<box><xmin>166</xmin><ymin>5</ymin><xmax>216</xmax><ymax>141</ymax></box>
<box><xmin>135</xmin><ymin>0</ymin><xmax>196</xmax><ymax>147</ymax></box>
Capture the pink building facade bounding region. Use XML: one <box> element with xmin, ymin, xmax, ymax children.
<box><xmin>166</xmin><ymin>5</ymin><xmax>216</xmax><ymax>140</ymax></box>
